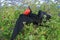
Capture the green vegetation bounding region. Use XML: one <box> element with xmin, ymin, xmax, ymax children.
<box><xmin>0</xmin><ymin>4</ymin><xmax>60</xmax><ymax>40</ymax></box>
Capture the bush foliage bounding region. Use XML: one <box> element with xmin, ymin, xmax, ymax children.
<box><xmin>0</xmin><ymin>4</ymin><xmax>60</xmax><ymax>40</ymax></box>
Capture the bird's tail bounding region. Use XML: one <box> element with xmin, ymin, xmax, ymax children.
<box><xmin>10</xmin><ymin>14</ymin><xmax>24</xmax><ymax>40</ymax></box>
<box><xmin>10</xmin><ymin>22</ymin><xmax>24</xmax><ymax>40</ymax></box>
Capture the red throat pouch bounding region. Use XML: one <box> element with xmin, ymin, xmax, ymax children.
<box><xmin>23</xmin><ymin>9</ymin><xmax>30</xmax><ymax>15</ymax></box>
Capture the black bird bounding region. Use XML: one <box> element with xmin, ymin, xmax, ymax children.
<box><xmin>10</xmin><ymin>8</ymin><xmax>51</xmax><ymax>40</ymax></box>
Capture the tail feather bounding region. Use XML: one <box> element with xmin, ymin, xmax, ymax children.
<box><xmin>10</xmin><ymin>22</ymin><xmax>24</xmax><ymax>40</ymax></box>
<box><xmin>10</xmin><ymin>14</ymin><xmax>24</xmax><ymax>40</ymax></box>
